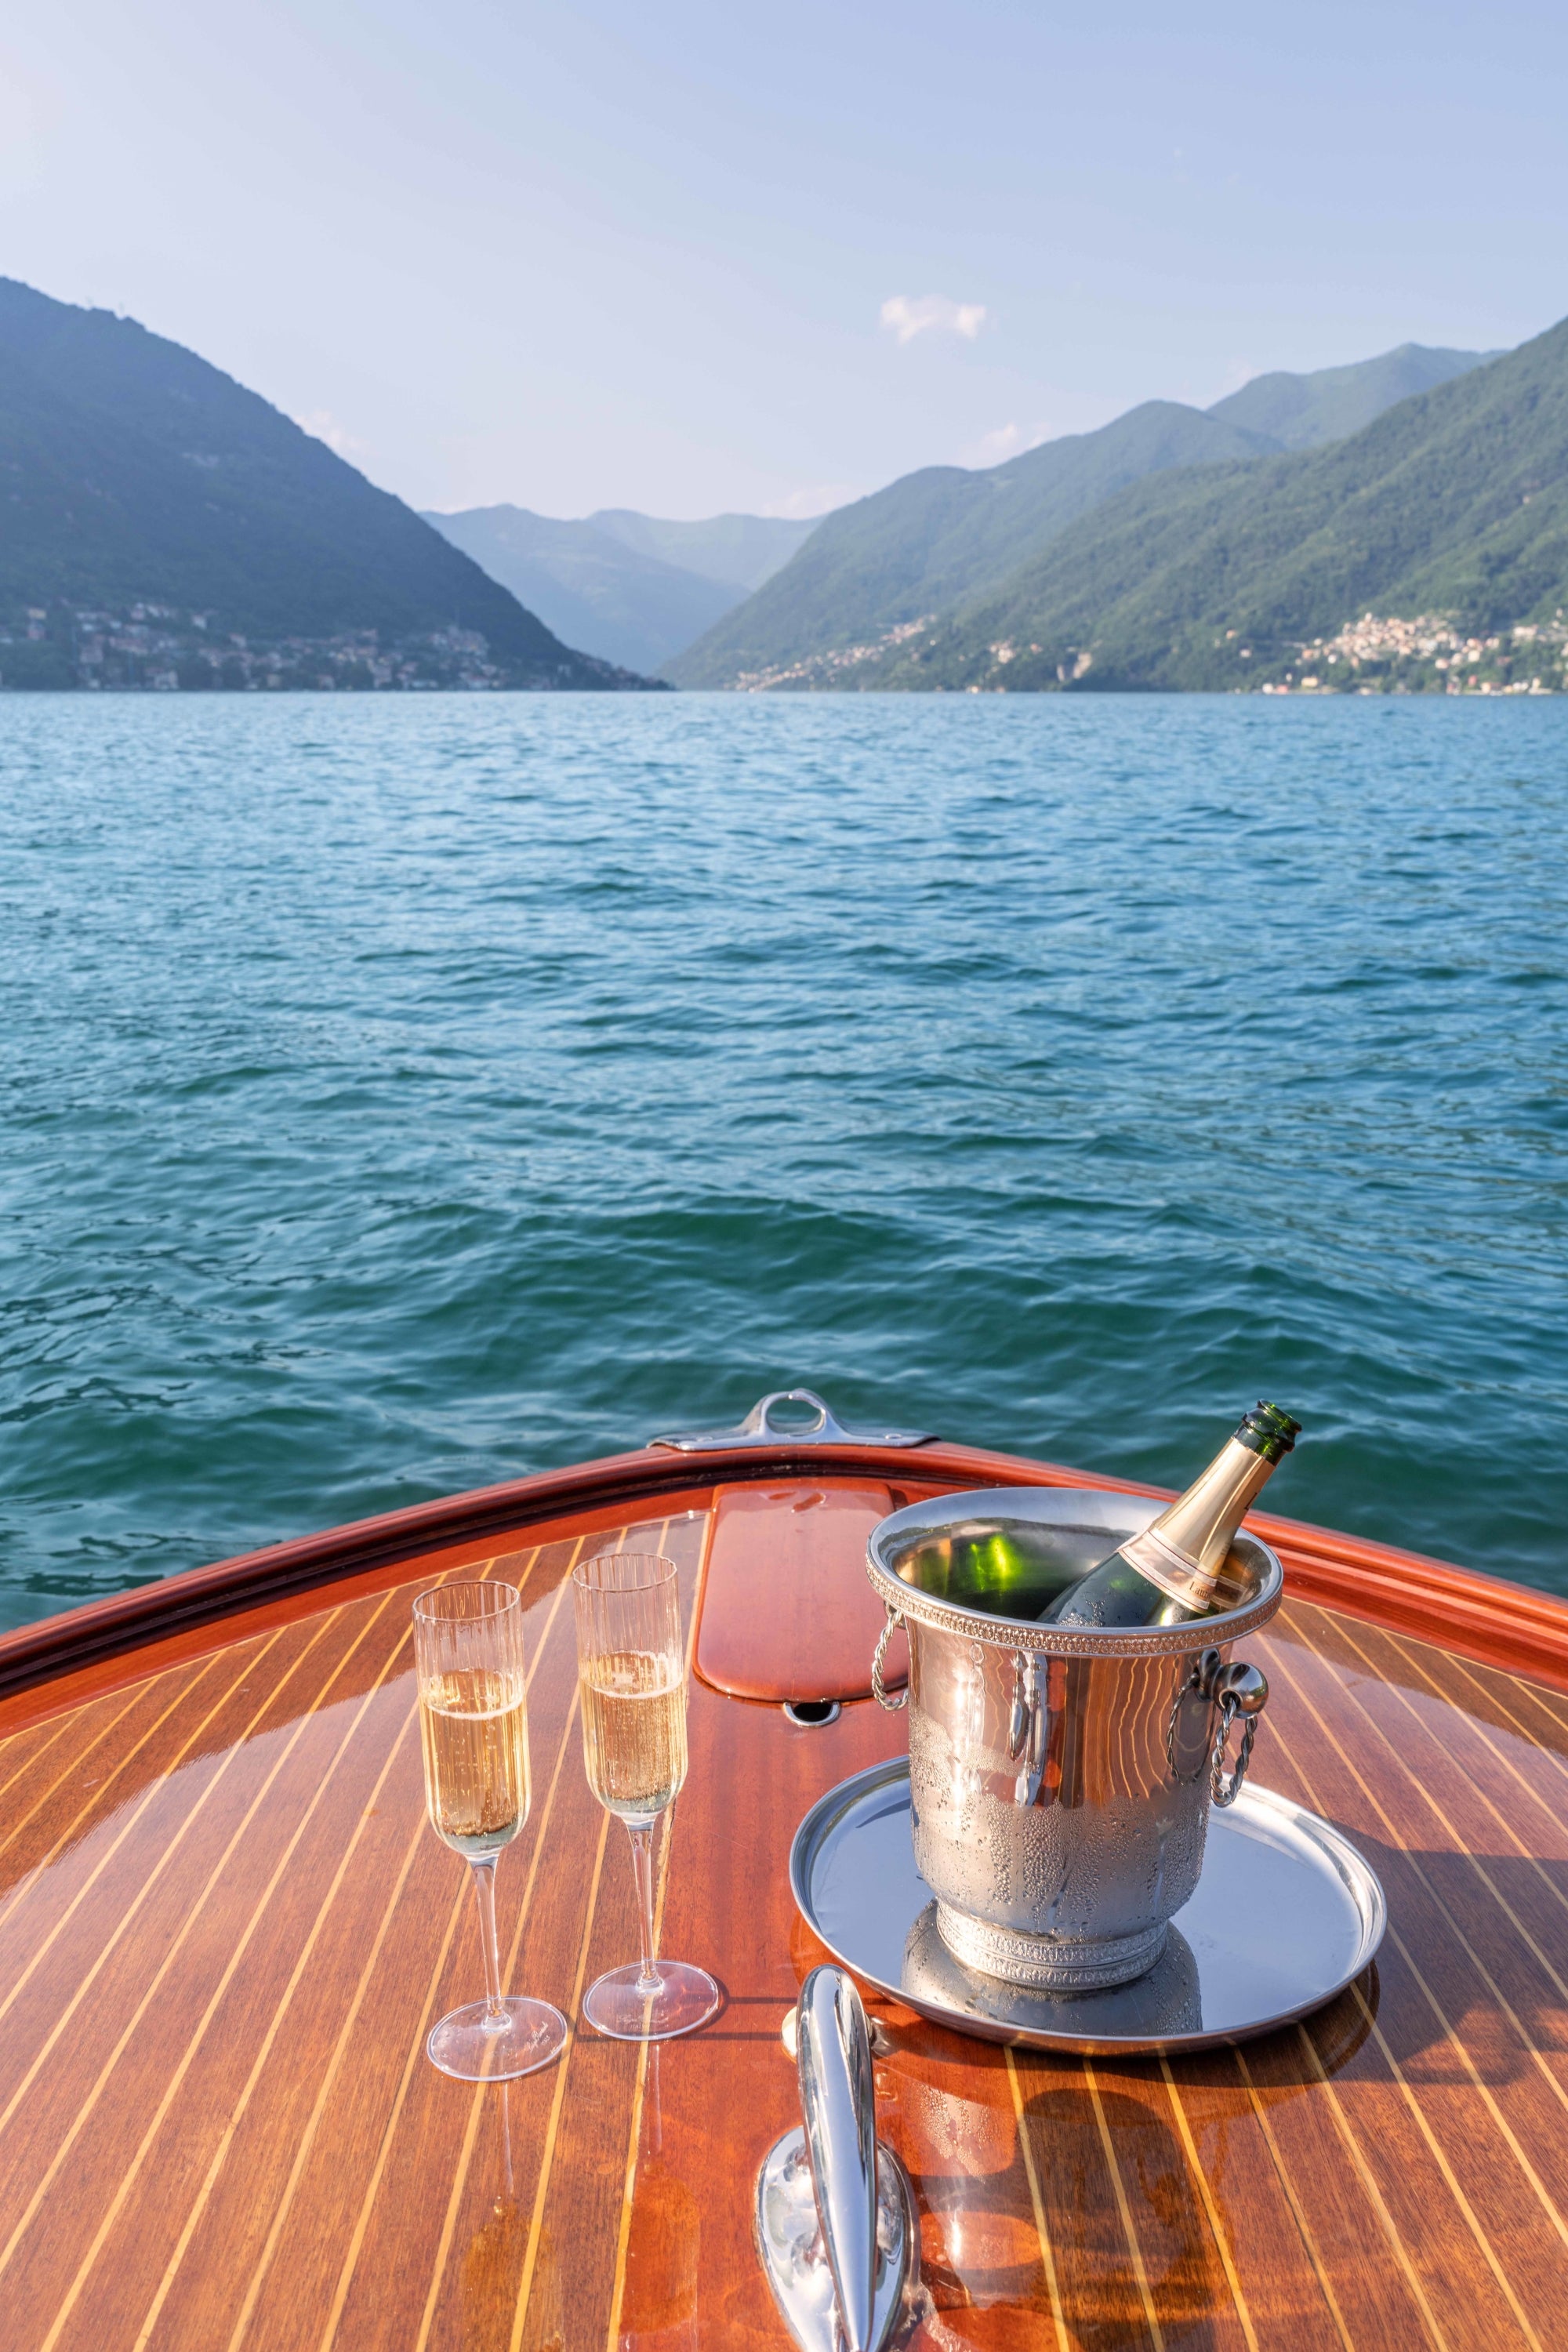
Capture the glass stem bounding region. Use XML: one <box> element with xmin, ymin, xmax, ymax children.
<box><xmin>470</xmin><ymin>1857</ymin><xmax>507</xmax><ymax>2025</ymax></box>
<box><xmin>626</xmin><ymin>1818</ymin><xmax>660</xmax><ymax>1994</ymax></box>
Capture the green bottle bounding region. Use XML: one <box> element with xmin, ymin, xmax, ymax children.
<box><xmin>1044</xmin><ymin>1403</ymin><xmax>1301</xmax><ymax>1630</ymax></box>
<box><xmin>894</xmin><ymin>1520</ymin><xmax>1081</xmax><ymax>1619</ymax></box>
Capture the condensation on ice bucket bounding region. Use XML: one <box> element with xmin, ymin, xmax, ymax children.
<box><xmin>866</xmin><ymin>1487</ymin><xmax>1283</xmax><ymax>1993</ymax></box>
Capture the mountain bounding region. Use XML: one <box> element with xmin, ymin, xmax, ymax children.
<box><xmin>423</xmin><ymin>505</ymin><xmax>739</xmax><ymax>673</ymax></box>
<box><xmin>0</xmin><ymin>278</ymin><xmax>649</xmax><ymax>691</ymax></box>
<box><xmin>845</xmin><ymin>317</ymin><xmax>1568</xmax><ymax>692</ymax></box>
<box><xmin>586</xmin><ymin>510</ymin><xmax>818</xmax><ymax>593</ymax></box>
<box><xmin>666</xmin><ymin>405</ymin><xmax>1278</xmax><ymax>687</ymax></box>
<box><xmin>667</xmin><ymin>339</ymin><xmax>1504</xmax><ymax>690</ymax></box>
<box><xmin>424</xmin><ymin>506</ymin><xmax>822</xmax><ymax>672</ymax></box>
<box><xmin>1207</xmin><ymin>343</ymin><xmax>1501</xmax><ymax>452</ymax></box>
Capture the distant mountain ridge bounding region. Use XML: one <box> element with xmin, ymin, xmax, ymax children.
<box><xmin>667</xmin><ymin>403</ymin><xmax>1279</xmax><ymax>686</ymax></box>
<box><xmin>424</xmin><ymin>505</ymin><xmax>817</xmax><ymax>673</ymax></box>
<box><xmin>827</xmin><ymin>318</ymin><xmax>1568</xmax><ymax>694</ymax></box>
<box><xmin>667</xmin><ymin>341</ymin><xmax>1502</xmax><ymax>688</ymax></box>
<box><xmin>1207</xmin><ymin>342</ymin><xmax>1503</xmax><ymax>450</ymax></box>
<box><xmin>0</xmin><ymin>278</ymin><xmax>649</xmax><ymax>691</ymax></box>
<box><xmin>586</xmin><ymin>510</ymin><xmax>815</xmax><ymax>593</ymax></box>
<box><xmin>3</xmin><ymin>275</ymin><xmax>1528</xmax><ymax>697</ymax></box>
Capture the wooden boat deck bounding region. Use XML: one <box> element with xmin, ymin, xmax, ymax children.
<box><xmin>2</xmin><ymin>1440</ymin><xmax>1567</xmax><ymax>2348</ymax></box>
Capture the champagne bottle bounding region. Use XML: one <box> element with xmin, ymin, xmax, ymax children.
<box><xmin>1044</xmin><ymin>1403</ymin><xmax>1301</xmax><ymax>1628</ymax></box>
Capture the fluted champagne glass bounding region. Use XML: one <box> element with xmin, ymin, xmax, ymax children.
<box><xmin>413</xmin><ymin>1581</ymin><xmax>568</xmax><ymax>2080</ymax></box>
<box><xmin>572</xmin><ymin>1552</ymin><xmax>720</xmax><ymax>2040</ymax></box>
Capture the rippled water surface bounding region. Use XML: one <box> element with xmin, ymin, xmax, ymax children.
<box><xmin>2</xmin><ymin>693</ymin><xmax>1565</xmax><ymax>1631</ymax></box>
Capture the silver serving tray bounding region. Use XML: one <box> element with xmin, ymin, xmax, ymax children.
<box><xmin>789</xmin><ymin>1760</ymin><xmax>1386</xmax><ymax>2056</ymax></box>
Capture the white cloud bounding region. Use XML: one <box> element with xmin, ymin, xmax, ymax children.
<box><xmin>292</xmin><ymin>408</ymin><xmax>368</xmax><ymax>459</ymax></box>
<box><xmin>761</xmin><ymin>481</ymin><xmax>862</xmax><ymax>519</ymax></box>
<box><xmin>880</xmin><ymin>294</ymin><xmax>987</xmax><ymax>346</ymax></box>
<box><xmin>961</xmin><ymin>419</ymin><xmax>1052</xmax><ymax>468</ymax></box>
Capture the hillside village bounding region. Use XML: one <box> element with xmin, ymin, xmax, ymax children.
<box><xmin>0</xmin><ymin>601</ymin><xmax>515</xmax><ymax>691</ymax></box>
<box><xmin>1265</xmin><ymin>614</ymin><xmax>1568</xmax><ymax>695</ymax></box>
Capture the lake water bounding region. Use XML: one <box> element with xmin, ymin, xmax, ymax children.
<box><xmin>2</xmin><ymin>692</ymin><xmax>1565</xmax><ymax>1633</ymax></box>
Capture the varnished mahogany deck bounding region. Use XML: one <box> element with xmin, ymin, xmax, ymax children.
<box><xmin>2</xmin><ymin>1444</ymin><xmax>1568</xmax><ymax>2348</ymax></box>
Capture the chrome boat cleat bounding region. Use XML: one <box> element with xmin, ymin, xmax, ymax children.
<box><xmin>649</xmin><ymin>1388</ymin><xmax>932</xmax><ymax>1452</ymax></box>
<box><xmin>755</xmin><ymin>1967</ymin><xmax>924</xmax><ymax>2352</ymax></box>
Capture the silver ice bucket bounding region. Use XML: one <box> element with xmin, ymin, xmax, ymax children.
<box><xmin>867</xmin><ymin>1487</ymin><xmax>1282</xmax><ymax>1992</ymax></box>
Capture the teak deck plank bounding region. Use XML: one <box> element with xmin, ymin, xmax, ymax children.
<box><xmin>0</xmin><ymin>1456</ymin><xmax>1566</xmax><ymax>2347</ymax></box>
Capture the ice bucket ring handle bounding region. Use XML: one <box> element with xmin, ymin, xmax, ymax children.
<box><xmin>1167</xmin><ymin>1649</ymin><xmax>1269</xmax><ymax>1807</ymax></box>
<box><xmin>871</xmin><ymin>1606</ymin><xmax>907</xmax><ymax>1711</ymax></box>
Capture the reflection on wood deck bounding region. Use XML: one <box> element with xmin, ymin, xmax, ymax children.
<box><xmin>1</xmin><ymin>1472</ymin><xmax>1567</xmax><ymax>2347</ymax></box>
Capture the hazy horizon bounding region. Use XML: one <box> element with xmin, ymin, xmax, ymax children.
<box><xmin>5</xmin><ymin>1</ymin><xmax>1565</xmax><ymax>521</ymax></box>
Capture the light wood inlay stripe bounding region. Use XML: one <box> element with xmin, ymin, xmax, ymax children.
<box><xmin>315</xmin><ymin>1873</ymin><xmax>474</xmax><ymax>2351</ymax></box>
<box><xmin>1269</xmin><ymin>1644</ymin><xmax>1568</xmax><ymax>2135</ymax></box>
<box><xmin>1382</xmin><ymin>1628</ymin><xmax>1568</xmax><ymax>1785</ymax></box>
<box><xmin>0</xmin><ymin>1711</ymin><xmax>77</xmax><ymax>1806</ymax></box>
<box><xmin>1005</xmin><ymin>2047</ymin><xmax>1070</xmax><ymax>2352</ymax></box>
<box><xmin>602</xmin><ymin>1518</ymin><xmax>702</xmax><ymax>2352</ymax></box>
<box><xmin>236</xmin><ymin>1547</ymin><xmax>549</xmax><ymax>2352</ymax></box>
<box><xmin>1283</xmin><ymin>1611</ymin><xmax>1568</xmax><ymax>1976</ymax></box>
<box><xmin>217</xmin><ymin>1709</ymin><xmax>429</xmax><ymax>2352</ymax></box>
<box><xmin>603</xmin><ymin>2038</ymin><xmax>655</xmax><ymax>2352</ymax></box>
<box><xmin>1158</xmin><ymin>2059</ymin><xmax>1261</xmax><ymax>2352</ymax></box>
<box><xmin>1345</xmin><ymin>1980</ymin><xmax>1545</xmax><ymax>2352</ymax></box>
<box><xmin>1084</xmin><ymin>2057</ymin><xmax>1165</xmax><ymax>2350</ymax></box>
<box><xmin>131</xmin><ymin>1700</ymin><xmax>429</xmax><ymax>2350</ymax></box>
<box><xmin>1229</xmin><ymin>2045</ymin><xmax>1357</xmax><ymax>2352</ymax></box>
<box><xmin>0</xmin><ymin>1615</ymin><xmax>336</xmax><ymax>2143</ymax></box>
<box><xmin>1266</xmin><ymin>1708</ymin><xmax>1568</xmax><ymax>2267</ymax></box>
<box><xmin>34</xmin><ymin>1597</ymin><xmax>418</xmax><ymax>2351</ymax></box>
<box><xmin>1292</xmin><ymin>2022</ymin><xmax>1450</xmax><ymax>2350</ymax></box>
<box><xmin>0</xmin><ymin>1627</ymin><xmax>292</xmax><ymax>2046</ymax></box>
<box><xmin>1380</xmin><ymin>1916</ymin><xmax>1568</xmax><ymax>2236</ymax></box>
<box><xmin>508</xmin><ymin>1809</ymin><xmax>613</xmax><ymax>2352</ymax></box>
<box><xmin>1317</xmin><ymin>1611</ymin><xmax>1568</xmax><ymax>1933</ymax></box>
<box><xmin>307</xmin><ymin>1543</ymin><xmax>572</xmax><ymax>2352</ymax></box>
<box><xmin>0</xmin><ymin>1590</ymin><xmax>403</xmax><ymax>2298</ymax></box>
<box><xmin>505</xmin><ymin>1515</ymin><xmax>689</xmax><ymax>2352</ymax></box>
<box><xmin>0</xmin><ymin>1669</ymin><xmax>195</xmax><ymax>1896</ymax></box>
<box><xmin>408</xmin><ymin>1543</ymin><xmax>588</xmax><ymax>2352</ymax></box>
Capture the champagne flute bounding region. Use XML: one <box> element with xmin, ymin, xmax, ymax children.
<box><xmin>572</xmin><ymin>1552</ymin><xmax>720</xmax><ymax>2041</ymax></box>
<box><xmin>413</xmin><ymin>1581</ymin><xmax>568</xmax><ymax>2080</ymax></box>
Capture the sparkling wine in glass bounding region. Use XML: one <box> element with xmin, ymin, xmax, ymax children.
<box><xmin>414</xmin><ymin>1581</ymin><xmax>568</xmax><ymax>2081</ymax></box>
<box><xmin>573</xmin><ymin>1552</ymin><xmax>720</xmax><ymax>2041</ymax></box>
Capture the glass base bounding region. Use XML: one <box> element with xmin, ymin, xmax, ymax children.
<box><xmin>426</xmin><ymin>1995</ymin><xmax>568</xmax><ymax>2082</ymax></box>
<box><xmin>583</xmin><ymin>1961</ymin><xmax>720</xmax><ymax>2042</ymax></box>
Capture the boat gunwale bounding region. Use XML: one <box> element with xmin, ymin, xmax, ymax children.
<box><xmin>2</xmin><ymin>1436</ymin><xmax>1564</xmax><ymax>1703</ymax></box>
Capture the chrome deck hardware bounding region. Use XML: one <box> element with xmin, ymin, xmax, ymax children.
<box><xmin>649</xmin><ymin>1388</ymin><xmax>933</xmax><ymax>1453</ymax></box>
<box><xmin>780</xmin><ymin>2003</ymin><xmax>894</xmax><ymax>2062</ymax></box>
<box><xmin>1166</xmin><ymin>1648</ymin><xmax>1269</xmax><ymax>1806</ymax></box>
<box><xmin>783</xmin><ymin>1698</ymin><xmax>843</xmax><ymax>1728</ymax></box>
<box><xmin>756</xmin><ymin>1967</ymin><xmax>923</xmax><ymax>2352</ymax></box>
<box><xmin>869</xmin><ymin>1606</ymin><xmax>908</xmax><ymax>1712</ymax></box>
<box><xmin>1007</xmin><ymin>1649</ymin><xmax>1050</xmax><ymax>1808</ymax></box>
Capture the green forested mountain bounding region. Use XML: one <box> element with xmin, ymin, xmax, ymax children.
<box><xmin>666</xmin><ymin>403</ymin><xmax>1276</xmax><ymax>686</ymax></box>
<box><xmin>0</xmin><ymin>278</ymin><xmax>646</xmax><ymax>690</ymax></box>
<box><xmin>1207</xmin><ymin>342</ymin><xmax>1500</xmax><ymax>451</ymax></box>
<box><xmin>851</xmin><ymin>315</ymin><xmax>1568</xmax><ymax>692</ymax></box>
<box><xmin>667</xmin><ymin>339</ymin><xmax>1504</xmax><ymax>690</ymax></box>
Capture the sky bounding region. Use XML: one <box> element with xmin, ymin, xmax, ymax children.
<box><xmin>4</xmin><ymin>0</ymin><xmax>1567</xmax><ymax>521</ymax></box>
